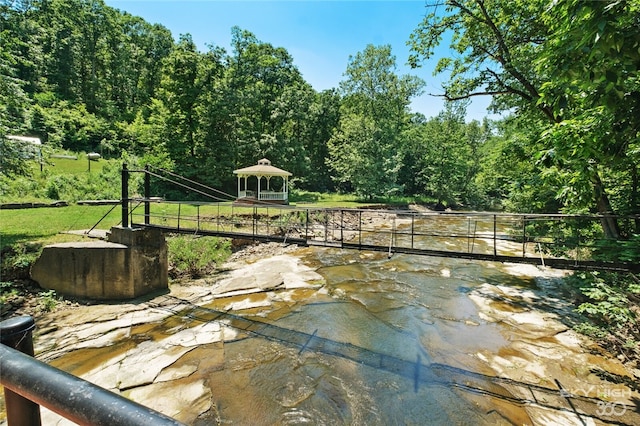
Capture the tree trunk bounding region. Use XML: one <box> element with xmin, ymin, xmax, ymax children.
<box><xmin>593</xmin><ymin>172</ymin><xmax>620</xmax><ymax>239</ymax></box>
<box><xmin>631</xmin><ymin>164</ymin><xmax>640</xmax><ymax>233</ymax></box>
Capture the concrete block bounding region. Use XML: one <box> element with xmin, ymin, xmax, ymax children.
<box><xmin>31</xmin><ymin>227</ymin><xmax>168</xmax><ymax>300</ymax></box>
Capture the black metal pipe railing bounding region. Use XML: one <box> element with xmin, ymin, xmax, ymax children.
<box><xmin>0</xmin><ymin>317</ymin><xmax>184</xmax><ymax>426</ymax></box>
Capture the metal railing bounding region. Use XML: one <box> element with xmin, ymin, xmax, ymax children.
<box><xmin>0</xmin><ymin>316</ymin><xmax>184</xmax><ymax>426</ymax></box>
<box><xmin>237</xmin><ymin>190</ymin><xmax>287</xmax><ymax>201</ymax></box>
<box><xmin>119</xmin><ymin>165</ymin><xmax>639</xmax><ymax>272</ymax></box>
<box><xmin>125</xmin><ymin>199</ymin><xmax>639</xmax><ymax>272</ymax></box>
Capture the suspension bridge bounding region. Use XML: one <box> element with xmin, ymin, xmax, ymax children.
<box><xmin>95</xmin><ymin>164</ymin><xmax>640</xmax><ymax>273</ymax></box>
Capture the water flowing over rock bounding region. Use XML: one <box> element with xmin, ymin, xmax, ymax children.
<box><xmin>9</xmin><ymin>246</ymin><xmax>639</xmax><ymax>426</ymax></box>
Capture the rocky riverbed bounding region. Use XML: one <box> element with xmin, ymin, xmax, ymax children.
<box><xmin>2</xmin><ymin>242</ymin><xmax>639</xmax><ymax>425</ymax></box>
<box><xmin>466</xmin><ymin>263</ymin><xmax>640</xmax><ymax>425</ymax></box>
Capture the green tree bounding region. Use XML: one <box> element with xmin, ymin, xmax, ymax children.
<box><xmin>104</xmin><ymin>13</ymin><xmax>173</xmax><ymax>120</ymax></box>
<box><xmin>1</xmin><ymin>0</ymin><xmax>34</xmax><ymax>140</ymax></box>
<box><xmin>158</xmin><ymin>34</ymin><xmax>204</xmax><ymax>169</ymax></box>
<box><xmin>193</xmin><ymin>44</ymin><xmax>236</xmax><ymax>191</ymax></box>
<box><xmin>225</xmin><ymin>27</ymin><xmax>307</xmax><ymax>171</ymax></box>
<box><xmin>409</xmin><ymin>0</ymin><xmax>550</xmax><ymax>118</ymax></box>
<box><xmin>536</xmin><ymin>0</ymin><xmax>640</xmax><ymax>234</ymax></box>
<box><xmin>400</xmin><ymin>102</ymin><xmax>488</xmax><ymax>207</ymax></box>
<box><xmin>269</xmin><ymin>81</ymin><xmax>315</xmax><ymax>179</ymax></box>
<box><xmin>2</xmin><ymin>0</ymin><xmax>175</xmax><ymax>155</ymax></box>
<box><xmin>409</xmin><ymin>0</ymin><xmax>638</xmax><ymax>237</ymax></box>
<box><xmin>301</xmin><ymin>89</ymin><xmax>341</xmax><ymax>192</ymax></box>
<box><xmin>475</xmin><ymin>115</ymin><xmax>561</xmax><ymax>212</ymax></box>
<box><xmin>0</xmin><ymin>137</ymin><xmax>34</xmax><ymax>178</ymax></box>
<box><xmin>329</xmin><ymin>44</ymin><xmax>424</xmax><ymax>197</ymax></box>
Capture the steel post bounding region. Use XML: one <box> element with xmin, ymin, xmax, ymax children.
<box><xmin>253</xmin><ymin>206</ymin><xmax>257</xmax><ymax>238</ymax></box>
<box><xmin>305</xmin><ymin>209</ymin><xmax>309</xmax><ymax>239</ymax></box>
<box><xmin>1</xmin><ymin>316</ymin><xmax>41</xmax><ymax>426</ymax></box>
<box><xmin>121</xmin><ymin>163</ymin><xmax>129</xmax><ymax>228</ymax></box>
<box><xmin>359</xmin><ymin>211</ymin><xmax>362</xmax><ymax>247</ymax></box>
<box><xmin>493</xmin><ymin>214</ymin><xmax>497</xmax><ymax>257</ymax></box>
<box><xmin>522</xmin><ymin>217</ymin><xmax>527</xmax><ymax>258</ymax></box>
<box><xmin>411</xmin><ymin>214</ymin><xmax>415</xmax><ymax>249</ymax></box>
<box><xmin>144</xmin><ymin>165</ymin><xmax>150</xmax><ymax>225</ymax></box>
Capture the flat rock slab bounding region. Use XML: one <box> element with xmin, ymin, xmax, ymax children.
<box><xmin>212</xmin><ymin>254</ymin><xmax>324</xmax><ymax>297</ymax></box>
<box><xmin>126</xmin><ymin>379</ymin><xmax>212</xmax><ymax>422</ymax></box>
<box><xmin>469</xmin><ymin>277</ymin><xmax>639</xmax><ymax>425</ymax></box>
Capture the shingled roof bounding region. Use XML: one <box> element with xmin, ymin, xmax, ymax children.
<box><xmin>233</xmin><ymin>158</ymin><xmax>292</xmax><ymax>177</ymax></box>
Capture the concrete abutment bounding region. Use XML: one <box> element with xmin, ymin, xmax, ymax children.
<box><xmin>31</xmin><ymin>227</ymin><xmax>168</xmax><ymax>300</ymax></box>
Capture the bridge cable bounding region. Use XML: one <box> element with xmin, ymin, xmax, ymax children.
<box><xmin>146</xmin><ymin>168</ymin><xmax>234</xmax><ymax>202</ymax></box>
<box><xmin>87</xmin><ymin>203</ymin><xmax>119</xmax><ymax>235</ymax></box>
<box><xmin>146</xmin><ymin>166</ymin><xmax>291</xmax><ymax>207</ymax></box>
<box><xmin>143</xmin><ymin>169</ymin><xmax>233</xmax><ymax>202</ymax></box>
<box><xmin>147</xmin><ymin>165</ymin><xmax>237</xmax><ymax>201</ymax></box>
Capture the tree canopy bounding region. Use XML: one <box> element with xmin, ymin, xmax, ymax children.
<box><xmin>328</xmin><ymin>44</ymin><xmax>424</xmax><ymax>197</ymax></box>
<box><xmin>409</xmin><ymin>0</ymin><xmax>639</xmax><ymax>236</ymax></box>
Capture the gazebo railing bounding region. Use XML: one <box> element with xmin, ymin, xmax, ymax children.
<box><xmin>259</xmin><ymin>191</ymin><xmax>287</xmax><ymax>201</ymax></box>
<box><xmin>237</xmin><ymin>190</ymin><xmax>287</xmax><ymax>201</ymax></box>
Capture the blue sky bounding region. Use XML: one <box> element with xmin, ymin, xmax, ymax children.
<box><xmin>105</xmin><ymin>0</ymin><xmax>492</xmax><ymax>120</ymax></box>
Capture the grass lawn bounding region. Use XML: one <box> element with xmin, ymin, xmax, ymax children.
<box><xmin>1</xmin><ymin>191</ymin><xmax>417</xmax><ymax>249</ymax></box>
<box><xmin>1</xmin><ymin>153</ymin><xmax>122</xmax><ymax>204</ymax></box>
<box><xmin>46</xmin><ymin>156</ymin><xmax>108</xmax><ymax>175</ymax></box>
<box><xmin>1</xmin><ymin>152</ymin><xmax>419</xmax><ymax>249</ymax></box>
<box><xmin>1</xmin><ymin>204</ymin><xmax>122</xmax><ymax>248</ymax></box>
<box><xmin>0</xmin><ymin>196</ymin><xmax>376</xmax><ymax>249</ymax></box>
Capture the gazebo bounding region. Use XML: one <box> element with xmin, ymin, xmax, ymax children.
<box><xmin>233</xmin><ymin>158</ymin><xmax>292</xmax><ymax>204</ymax></box>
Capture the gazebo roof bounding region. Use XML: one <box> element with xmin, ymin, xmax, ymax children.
<box><xmin>233</xmin><ymin>158</ymin><xmax>292</xmax><ymax>177</ymax></box>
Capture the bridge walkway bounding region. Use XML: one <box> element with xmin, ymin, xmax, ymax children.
<box><xmin>127</xmin><ymin>198</ymin><xmax>639</xmax><ymax>272</ymax></box>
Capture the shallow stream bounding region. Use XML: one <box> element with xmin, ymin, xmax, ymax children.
<box><xmin>4</xmin><ymin>235</ymin><xmax>639</xmax><ymax>425</ymax></box>
<box><xmin>201</xmin><ymin>249</ymin><xmax>533</xmax><ymax>425</ymax></box>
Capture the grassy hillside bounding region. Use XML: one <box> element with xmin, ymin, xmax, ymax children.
<box><xmin>0</xmin><ymin>152</ymin><xmax>124</xmax><ymax>204</ymax></box>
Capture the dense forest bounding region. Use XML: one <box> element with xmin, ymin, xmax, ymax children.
<box><xmin>1</xmin><ymin>0</ymin><xmax>639</xmax><ymax>223</ymax></box>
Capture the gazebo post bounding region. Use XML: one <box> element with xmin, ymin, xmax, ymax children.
<box><xmin>233</xmin><ymin>159</ymin><xmax>292</xmax><ymax>204</ymax></box>
<box><xmin>257</xmin><ymin>175</ymin><xmax>261</xmax><ymax>201</ymax></box>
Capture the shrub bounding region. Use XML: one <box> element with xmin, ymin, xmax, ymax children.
<box><xmin>570</xmin><ymin>271</ymin><xmax>639</xmax><ymax>328</ymax></box>
<box><xmin>593</xmin><ymin>234</ymin><xmax>640</xmax><ymax>263</ymax></box>
<box><xmin>569</xmin><ymin>271</ymin><xmax>640</xmax><ymax>362</ymax></box>
<box><xmin>167</xmin><ymin>236</ymin><xmax>231</xmax><ymax>279</ymax></box>
<box><xmin>0</xmin><ymin>282</ymin><xmax>19</xmax><ymax>304</ymax></box>
<box><xmin>38</xmin><ymin>289</ymin><xmax>59</xmax><ymax>312</ymax></box>
<box><xmin>1</xmin><ymin>244</ymin><xmax>42</xmax><ymax>280</ymax></box>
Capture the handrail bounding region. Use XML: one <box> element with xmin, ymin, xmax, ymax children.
<box><xmin>0</xmin><ymin>342</ymin><xmax>184</xmax><ymax>426</ymax></box>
